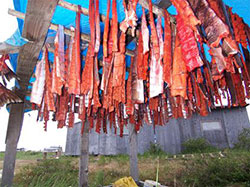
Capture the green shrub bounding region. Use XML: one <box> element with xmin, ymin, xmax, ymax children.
<box><xmin>182</xmin><ymin>138</ymin><xmax>218</xmax><ymax>154</ymax></box>
<box><xmin>234</xmin><ymin>128</ymin><xmax>250</xmax><ymax>151</ymax></box>
<box><xmin>142</xmin><ymin>142</ymin><xmax>167</xmax><ymax>157</ymax></box>
<box><xmin>180</xmin><ymin>152</ymin><xmax>250</xmax><ymax>186</ymax></box>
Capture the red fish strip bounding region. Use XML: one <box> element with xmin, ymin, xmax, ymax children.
<box><xmin>68</xmin><ymin>6</ymin><xmax>81</xmax><ymax>95</ymax></box>
<box><xmin>112</xmin><ymin>0</ymin><xmax>118</xmax><ymax>52</ymax></box>
<box><xmin>163</xmin><ymin>10</ymin><xmax>172</xmax><ymax>86</ymax></box>
<box><xmin>103</xmin><ymin>0</ymin><xmax>111</xmax><ymax>57</ymax></box>
<box><xmin>89</xmin><ymin>0</ymin><xmax>96</xmax><ymax>56</ymax></box>
<box><xmin>94</xmin><ymin>0</ymin><xmax>100</xmax><ymax>53</ymax></box>
<box><xmin>148</xmin><ymin>0</ymin><xmax>160</xmax><ymax>61</ymax></box>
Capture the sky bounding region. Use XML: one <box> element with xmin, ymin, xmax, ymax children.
<box><xmin>0</xmin><ymin>0</ymin><xmax>250</xmax><ymax>152</ymax></box>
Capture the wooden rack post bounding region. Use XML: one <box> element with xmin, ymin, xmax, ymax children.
<box><xmin>79</xmin><ymin>121</ymin><xmax>90</xmax><ymax>187</ymax></box>
<box><xmin>128</xmin><ymin>123</ymin><xmax>139</xmax><ymax>182</ymax></box>
<box><xmin>1</xmin><ymin>102</ymin><xmax>25</xmax><ymax>187</ymax></box>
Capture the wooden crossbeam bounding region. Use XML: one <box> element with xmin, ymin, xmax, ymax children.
<box><xmin>10</xmin><ymin>1</ymin><xmax>59</xmax><ymax>90</ymax></box>
<box><xmin>0</xmin><ymin>42</ymin><xmax>20</xmax><ymax>55</ymax></box>
<box><xmin>139</xmin><ymin>0</ymin><xmax>164</xmax><ymax>16</ymax></box>
<box><xmin>59</xmin><ymin>0</ymin><xmax>140</xmax><ymax>38</ymax></box>
<box><xmin>58</xmin><ymin>0</ymin><xmax>139</xmax><ymax>37</ymax></box>
<box><xmin>8</xmin><ymin>9</ymin><xmax>135</xmax><ymax>58</ymax></box>
<box><xmin>57</xmin><ymin>0</ymin><xmax>172</xmax><ymax>37</ymax></box>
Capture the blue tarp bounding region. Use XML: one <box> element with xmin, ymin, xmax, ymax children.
<box><xmin>6</xmin><ymin>0</ymin><xmax>250</xmax><ymax>100</ymax></box>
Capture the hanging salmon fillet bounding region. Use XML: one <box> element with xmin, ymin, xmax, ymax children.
<box><xmin>176</xmin><ymin>15</ymin><xmax>203</xmax><ymax>72</ymax></box>
<box><xmin>141</xmin><ymin>7</ymin><xmax>149</xmax><ymax>54</ymax></box>
<box><xmin>222</xmin><ymin>36</ymin><xmax>238</xmax><ymax>57</ymax></box>
<box><xmin>92</xmin><ymin>56</ymin><xmax>101</xmax><ymax>113</ymax></box>
<box><xmin>113</xmin><ymin>33</ymin><xmax>126</xmax><ymax>104</ymax></box>
<box><xmin>188</xmin><ymin>0</ymin><xmax>229</xmax><ymax>47</ymax></box>
<box><xmin>126</xmin><ymin>56</ymin><xmax>134</xmax><ymax>115</ymax></box>
<box><xmin>148</xmin><ymin>0</ymin><xmax>160</xmax><ymax>61</ymax></box>
<box><xmin>0</xmin><ymin>55</ymin><xmax>18</xmax><ymax>85</ymax></box>
<box><xmin>81</xmin><ymin>46</ymin><xmax>94</xmax><ymax>97</ymax></box>
<box><xmin>57</xmin><ymin>87</ymin><xmax>69</xmax><ymax>128</ymax></box>
<box><xmin>206</xmin><ymin>0</ymin><xmax>226</xmax><ymax>22</ymax></box>
<box><xmin>103</xmin><ymin>0</ymin><xmax>111</xmax><ymax>57</ymax></box>
<box><xmin>30</xmin><ymin>51</ymin><xmax>46</xmax><ymax>106</ymax></box>
<box><xmin>231</xmin><ymin>71</ymin><xmax>247</xmax><ymax>106</ymax></box>
<box><xmin>44</xmin><ymin>48</ymin><xmax>55</xmax><ymax>112</ymax></box>
<box><xmin>137</xmin><ymin>31</ymin><xmax>145</xmax><ymax>80</ymax></box>
<box><xmin>68</xmin><ymin>6</ymin><xmax>81</xmax><ymax>95</ymax></box>
<box><xmin>171</xmin><ymin>35</ymin><xmax>187</xmax><ymax>99</ymax></box>
<box><xmin>132</xmin><ymin>47</ymin><xmax>144</xmax><ymax>104</ymax></box>
<box><xmin>68</xmin><ymin>95</ymin><xmax>75</xmax><ymax>128</ymax></box>
<box><xmin>149</xmin><ymin>16</ymin><xmax>164</xmax><ymax>98</ymax></box>
<box><xmin>52</xmin><ymin>25</ymin><xmax>65</xmax><ymax>95</ymax></box>
<box><xmin>112</xmin><ymin>0</ymin><xmax>118</xmax><ymax>52</ymax></box>
<box><xmin>163</xmin><ymin>10</ymin><xmax>172</xmax><ymax>86</ymax></box>
<box><xmin>102</xmin><ymin>26</ymin><xmax>114</xmax><ymax>111</ymax></box>
<box><xmin>209</xmin><ymin>47</ymin><xmax>227</xmax><ymax>74</ymax></box>
<box><xmin>156</xmin><ymin>15</ymin><xmax>164</xmax><ymax>59</ymax></box>
<box><xmin>0</xmin><ymin>55</ymin><xmax>21</xmax><ymax>107</ymax></box>
<box><xmin>230</xmin><ymin>9</ymin><xmax>248</xmax><ymax>48</ymax></box>
<box><xmin>89</xmin><ymin>0</ymin><xmax>96</xmax><ymax>56</ymax></box>
<box><xmin>170</xmin><ymin>0</ymin><xmax>200</xmax><ymax>32</ymax></box>
<box><xmin>149</xmin><ymin>46</ymin><xmax>164</xmax><ymax>98</ymax></box>
<box><xmin>120</xmin><ymin>0</ymin><xmax>138</xmax><ymax>36</ymax></box>
<box><xmin>94</xmin><ymin>0</ymin><xmax>100</xmax><ymax>53</ymax></box>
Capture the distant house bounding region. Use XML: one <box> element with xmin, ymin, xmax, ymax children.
<box><xmin>65</xmin><ymin>107</ymin><xmax>250</xmax><ymax>155</ymax></box>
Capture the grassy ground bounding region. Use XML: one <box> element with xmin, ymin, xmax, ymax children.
<box><xmin>0</xmin><ymin>150</ymin><xmax>249</xmax><ymax>187</ymax></box>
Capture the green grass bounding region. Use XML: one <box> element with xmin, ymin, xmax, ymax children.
<box><xmin>0</xmin><ymin>151</ymin><xmax>56</xmax><ymax>161</ymax></box>
<box><xmin>13</xmin><ymin>158</ymin><xmax>78</xmax><ymax>187</ymax></box>
<box><xmin>11</xmin><ymin>150</ymin><xmax>250</xmax><ymax>187</ymax></box>
<box><xmin>179</xmin><ymin>151</ymin><xmax>250</xmax><ymax>186</ymax></box>
<box><xmin>0</xmin><ymin>145</ymin><xmax>247</xmax><ymax>187</ymax></box>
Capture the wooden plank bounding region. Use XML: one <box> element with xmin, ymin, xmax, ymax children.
<box><xmin>128</xmin><ymin>123</ymin><xmax>139</xmax><ymax>182</ymax></box>
<box><xmin>79</xmin><ymin>121</ymin><xmax>90</xmax><ymax>187</ymax></box>
<box><xmin>8</xmin><ymin>9</ymin><xmax>135</xmax><ymax>58</ymax></box>
<box><xmin>138</xmin><ymin>0</ymin><xmax>175</xmax><ymax>23</ymax></box>
<box><xmin>1</xmin><ymin>101</ymin><xmax>25</xmax><ymax>187</ymax></box>
<box><xmin>11</xmin><ymin>1</ymin><xmax>59</xmax><ymax>89</ymax></box>
<box><xmin>0</xmin><ymin>42</ymin><xmax>20</xmax><ymax>55</ymax></box>
<box><xmin>22</xmin><ymin>0</ymin><xmax>59</xmax><ymax>42</ymax></box>
<box><xmin>139</xmin><ymin>0</ymin><xmax>164</xmax><ymax>16</ymax></box>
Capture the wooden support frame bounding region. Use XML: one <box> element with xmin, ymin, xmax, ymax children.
<box><xmin>79</xmin><ymin>121</ymin><xmax>90</xmax><ymax>187</ymax></box>
<box><xmin>0</xmin><ymin>42</ymin><xmax>20</xmax><ymax>55</ymax></box>
<box><xmin>1</xmin><ymin>0</ymin><xmax>59</xmax><ymax>186</ymax></box>
<box><xmin>58</xmin><ymin>0</ymin><xmax>138</xmax><ymax>38</ymax></box>
<box><xmin>1</xmin><ymin>100</ymin><xmax>25</xmax><ymax>187</ymax></box>
<box><xmin>128</xmin><ymin>123</ymin><xmax>139</xmax><ymax>182</ymax></box>
<box><xmin>8</xmin><ymin>9</ymin><xmax>135</xmax><ymax>58</ymax></box>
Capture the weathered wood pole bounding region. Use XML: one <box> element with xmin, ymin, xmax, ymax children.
<box><xmin>79</xmin><ymin>121</ymin><xmax>90</xmax><ymax>187</ymax></box>
<box><xmin>128</xmin><ymin>123</ymin><xmax>139</xmax><ymax>182</ymax></box>
<box><xmin>1</xmin><ymin>102</ymin><xmax>25</xmax><ymax>187</ymax></box>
